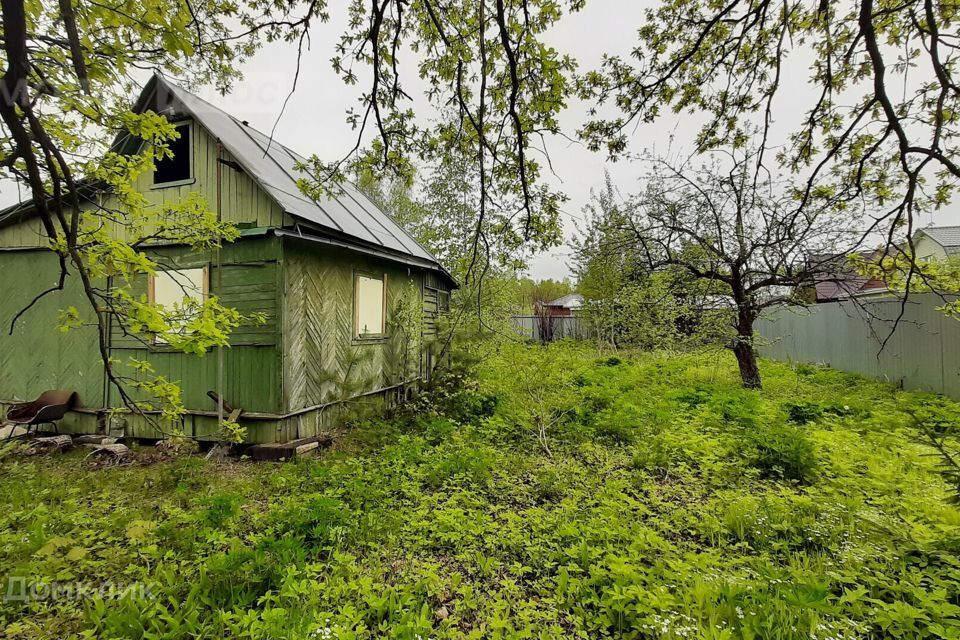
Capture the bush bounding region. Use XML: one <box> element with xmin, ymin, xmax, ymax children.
<box><xmin>197</xmin><ymin>492</ymin><xmax>242</xmax><ymax>528</ymax></box>
<box><xmin>594</xmin><ymin>420</ymin><xmax>636</xmax><ymax>445</ymax></box>
<box><xmin>423</xmin><ymin>445</ymin><xmax>495</xmax><ymax>489</ymax></box>
<box><xmin>745</xmin><ymin>424</ymin><xmax>818</xmax><ymax>483</ymax></box>
<box><xmin>270</xmin><ymin>495</ymin><xmax>350</xmax><ymax>548</ymax></box>
<box><xmin>202</xmin><ymin>537</ymin><xmax>308</xmax><ymax>608</ymax></box>
<box><xmin>402</xmin><ymin>367</ymin><xmax>499</xmax><ymax>426</ymax></box>
<box><xmin>785</xmin><ymin>401</ymin><xmax>823</xmax><ymax>425</ymax></box>
<box><xmin>672</xmin><ymin>384</ymin><xmax>713</xmax><ymax>408</ymax></box>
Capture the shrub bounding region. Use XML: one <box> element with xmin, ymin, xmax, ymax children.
<box><xmin>403</xmin><ymin>368</ymin><xmax>499</xmax><ymax>426</ymax></box>
<box><xmin>672</xmin><ymin>384</ymin><xmax>713</xmax><ymax>408</ymax></box>
<box><xmin>423</xmin><ymin>445</ymin><xmax>495</xmax><ymax>489</ymax></box>
<box><xmin>716</xmin><ymin>393</ymin><xmax>762</xmax><ymax>428</ymax></box>
<box><xmin>202</xmin><ymin>537</ymin><xmax>308</xmax><ymax>608</ymax></box>
<box><xmin>745</xmin><ymin>424</ymin><xmax>818</xmax><ymax>483</ymax></box>
<box><xmin>160</xmin><ymin>456</ymin><xmax>208</xmax><ymax>493</ymax></box>
<box><xmin>594</xmin><ymin>420</ymin><xmax>636</xmax><ymax>445</ymax></box>
<box><xmin>271</xmin><ymin>495</ymin><xmax>349</xmax><ymax>548</ymax></box>
<box><xmin>785</xmin><ymin>401</ymin><xmax>823</xmax><ymax>425</ymax></box>
<box><xmin>631</xmin><ymin>438</ymin><xmax>676</xmax><ymax>474</ymax></box>
<box><xmin>532</xmin><ymin>467</ymin><xmax>568</xmax><ymax>502</ymax></box>
<box><xmin>197</xmin><ymin>492</ymin><xmax>242</xmax><ymax>529</ymax></box>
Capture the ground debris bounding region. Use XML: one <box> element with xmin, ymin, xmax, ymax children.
<box><xmin>86</xmin><ymin>443</ymin><xmax>132</xmax><ymax>467</ymax></box>
<box><xmin>26</xmin><ymin>435</ymin><xmax>73</xmax><ymax>453</ymax></box>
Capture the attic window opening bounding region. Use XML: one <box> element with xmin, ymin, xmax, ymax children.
<box><xmin>153</xmin><ymin>122</ymin><xmax>192</xmax><ymax>186</ymax></box>
<box><xmin>355</xmin><ymin>273</ymin><xmax>386</xmax><ymax>338</ymax></box>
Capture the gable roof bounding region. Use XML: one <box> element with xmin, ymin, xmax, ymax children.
<box><xmin>805</xmin><ymin>249</ymin><xmax>890</xmax><ymax>302</ymax></box>
<box><xmin>545</xmin><ymin>293</ymin><xmax>583</xmax><ymax>309</ymax></box>
<box><xmin>137</xmin><ymin>75</ymin><xmax>454</xmax><ymax>284</ymax></box>
<box><xmin>915</xmin><ymin>226</ymin><xmax>960</xmax><ymax>254</ymax></box>
<box><xmin>1</xmin><ymin>74</ymin><xmax>455</xmax><ymax>286</ymax></box>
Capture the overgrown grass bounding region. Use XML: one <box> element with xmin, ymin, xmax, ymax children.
<box><xmin>2</xmin><ymin>343</ymin><xmax>960</xmax><ymax>639</ymax></box>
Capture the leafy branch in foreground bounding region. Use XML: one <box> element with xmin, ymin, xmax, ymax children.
<box><xmin>0</xmin><ymin>0</ymin><xmax>274</xmax><ymax>429</ymax></box>
<box><xmin>296</xmin><ymin>0</ymin><xmax>579</xmax><ymax>283</ymax></box>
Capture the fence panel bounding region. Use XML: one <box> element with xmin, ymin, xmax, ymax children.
<box><xmin>756</xmin><ymin>293</ymin><xmax>960</xmax><ymax>399</ymax></box>
<box><xmin>512</xmin><ymin>315</ymin><xmax>587</xmax><ymax>342</ymax></box>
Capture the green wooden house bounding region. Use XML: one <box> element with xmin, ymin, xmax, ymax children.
<box><xmin>0</xmin><ymin>75</ymin><xmax>455</xmax><ymax>443</ymax></box>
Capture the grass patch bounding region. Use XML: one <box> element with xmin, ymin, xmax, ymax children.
<box><xmin>1</xmin><ymin>343</ymin><xmax>959</xmax><ymax>639</ymax></box>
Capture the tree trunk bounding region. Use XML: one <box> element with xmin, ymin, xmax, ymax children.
<box><xmin>733</xmin><ymin>337</ymin><xmax>762</xmax><ymax>389</ymax></box>
<box><xmin>732</xmin><ymin>296</ymin><xmax>762</xmax><ymax>389</ymax></box>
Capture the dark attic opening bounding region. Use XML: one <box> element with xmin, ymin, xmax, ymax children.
<box><xmin>153</xmin><ymin>122</ymin><xmax>192</xmax><ymax>185</ymax></box>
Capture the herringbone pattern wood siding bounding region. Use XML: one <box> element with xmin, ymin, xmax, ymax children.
<box><xmin>283</xmin><ymin>242</ymin><xmax>424</xmax><ymax>411</ymax></box>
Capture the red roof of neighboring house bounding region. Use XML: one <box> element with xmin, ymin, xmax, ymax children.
<box><xmin>808</xmin><ymin>249</ymin><xmax>891</xmax><ymax>302</ymax></box>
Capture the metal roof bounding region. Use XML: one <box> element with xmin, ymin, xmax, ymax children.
<box><xmin>545</xmin><ymin>293</ymin><xmax>583</xmax><ymax>308</ymax></box>
<box><xmin>916</xmin><ymin>226</ymin><xmax>960</xmax><ymax>251</ymax></box>
<box><xmin>139</xmin><ymin>75</ymin><xmax>453</xmax><ymax>283</ymax></box>
<box><xmin>0</xmin><ymin>74</ymin><xmax>455</xmax><ymax>286</ymax></box>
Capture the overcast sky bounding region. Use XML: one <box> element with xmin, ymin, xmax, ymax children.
<box><xmin>190</xmin><ymin>0</ymin><xmax>653</xmax><ymax>281</ymax></box>
<box><xmin>2</xmin><ymin>0</ymin><xmax>957</xmax><ymax>280</ymax></box>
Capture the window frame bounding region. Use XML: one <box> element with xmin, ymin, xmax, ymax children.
<box><xmin>151</xmin><ymin>120</ymin><xmax>196</xmax><ymax>189</ymax></box>
<box><xmin>353</xmin><ymin>271</ymin><xmax>388</xmax><ymax>341</ymax></box>
<box><xmin>147</xmin><ymin>266</ymin><xmax>210</xmax><ymax>346</ymax></box>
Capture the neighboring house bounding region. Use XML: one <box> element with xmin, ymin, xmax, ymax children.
<box><xmin>807</xmin><ymin>250</ymin><xmax>889</xmax><ymax>303</ymax></box>
<box><xmin>541</xmin><ymin>293</ymin><xmax>584</xmax><ymax>316</ymax></box>
<box><xmin>912</xmin><ymin>226</ymin><xmax>960</xmax><ymax>261</ymax></box>
<box><xmin>0</xmin><ymin>74</ymin><xmax>455</xmax><ymax>443</ymax></box>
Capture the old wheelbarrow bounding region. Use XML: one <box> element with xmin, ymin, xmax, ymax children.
<box><xmin>3</xmin><ymin>390</ymin><xmax>78</xmax><ymax>439</ymax></box>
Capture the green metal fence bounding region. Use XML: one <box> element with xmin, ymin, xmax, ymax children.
<box><xmin>756</xmin><ymin>293</ymin><xmax>960</xmax><ymax>399</ymax></box>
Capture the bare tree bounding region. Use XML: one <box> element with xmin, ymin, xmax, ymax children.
<box><xmin>614</xmin><ymin>149</ymin><xmax>866</xmax><ymax>388</ymax></box>
<box><xmin>580</xmin><ymin>0</ymin><xmax>960</xmax><ymax>276</ymax></box>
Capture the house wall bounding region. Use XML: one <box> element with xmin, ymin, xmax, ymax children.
<box><xmin>0</xmin><ymin>115</ymin><xmax>453</xmax><ymax>442</ymax></box>
<box><xmin>914</xmin><ymin>234</ymin><xmax>947</xmax><ymax>261</ymax></box>
<box><xmin>281</xmin><ymin>239</ymin><xmax>430</xmax><ymax>436</ymax></box>
<box><xmin>0</xmin><ymin>121</ymin><xmax>289</xmax><ymax>250</ymax></box>
<box><xmin>110</xmin><ymin>236</ymin><xmax>283</xmax><ymax>438</ymax></box>
<box><xmin>0</xmin><ymin>249</ymin><xmax>105</xmax><ymax>432</ymax></box>
<box><xmin>0</xmin><ymin>237</ymin><xmax>283</xmax><ymax>438</ymax></box>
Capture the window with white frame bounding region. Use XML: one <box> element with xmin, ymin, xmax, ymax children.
<box><xmin>355</xmin><ymin>273</ymin><xmax>385</xmax><ymax>338</ymax></box>
<box><xmin>149</xmin><ymin>267</ymin><xmax>208</xmax><ymax>343</ymax></box>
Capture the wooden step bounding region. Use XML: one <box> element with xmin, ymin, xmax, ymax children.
<box><xmin>245</xmin><ymin>435</ymin><xmax>332</xmax><ymax>462</ymax></box>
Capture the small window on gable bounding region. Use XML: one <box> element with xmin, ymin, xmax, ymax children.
<box><xmin>355</xmin><ymin>273</ymin><xmax>386</xmax><ymax>338</ymax></box>
<box><xmin>438</xmin><ymin>290</ymin><xmax>450</xmax><ymax>313</ymax></box>
<box><xmin>149</xmin><ymin>267</ymin><xmax>208</xmax><ymax>343</ymax></box>
<box><xmin>153</xmin><ymin>122</ymin><xmax>192</xmax><ymax>186</ymax></box>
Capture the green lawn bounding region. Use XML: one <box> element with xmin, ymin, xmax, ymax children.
<box><xmin>2</xmin><ymin>343</ymin><xmax>960</xmax><ymax>639</ymax></box>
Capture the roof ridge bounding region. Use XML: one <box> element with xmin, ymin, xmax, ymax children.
<box><xmin>146</xmin><ymin>76</ymin><xmax>455</xmax><ymax>285</ymax></box>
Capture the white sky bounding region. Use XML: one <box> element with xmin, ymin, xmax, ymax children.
<box><xmin>1</xmin><ymin>0</ymin><xmax>957</xmax><ymax>280</ymax></box>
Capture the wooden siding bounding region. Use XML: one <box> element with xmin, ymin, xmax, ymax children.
<box><xmin>110</xmin><ymin>237</ymin><xmax>283</xmax><ymax>414</ymax></box>
<box><xmin>0</xmin><ymin>237</ymin><xmax>282</xmax><ymax>423</ymax></box>
<box><xmin>0</xmin><ymin>216</ymin><xmax>48</xmax><ymax>248</ymax></box>
<box><xmin>422</xmin><ymin>269</ymin><xmax>451</xmax><ymax>338</ymax></box>
<box><xmin>0</xmin><ymin>114</ymin><xmax>452</xmax><ymax>441</ymax></box>
<box><xmin>0</xmin><ymin>251</ymin><xmax>105</xmax><ymax>408</ymax></box>
<box><xmin>282</xmin><ymin>240</ymin><xmax>425</xmax><ymax>416</ymax></box>
<box><xmin>124</xmin><ymin>123</ymin><xmax>287</xmax><ymax>230</ymax></box>
<box><xmin>0</xmin><ymin>120</ymin><xmax>289</xmax><ymax>249</ymax></box>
